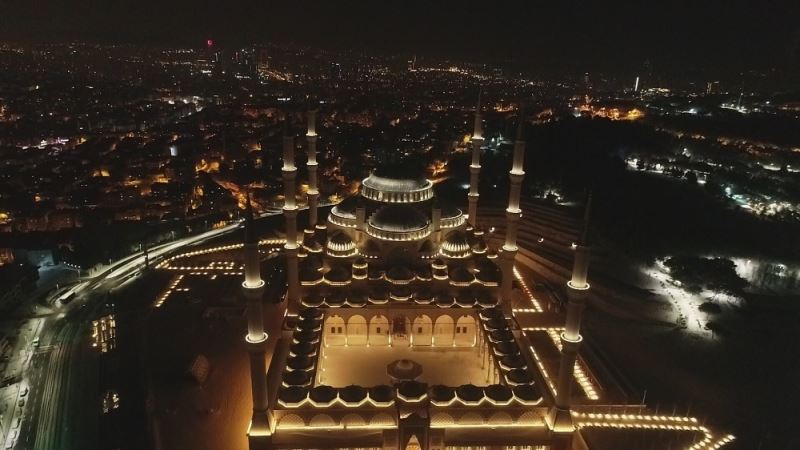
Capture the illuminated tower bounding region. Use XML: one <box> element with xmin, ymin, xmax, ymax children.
<box><xmin>282</xmin><ymin>124</ymin><xmax>300</xmax><ymax>310</ymax></box>
<box><xmin>305</xmin><ymin>109</ymin><xmax>319</xmax><ymax>232</ymax></box>
<box><xmin>467</xmin><ymin>90</ymin><xmax>484</xmax><ymax>228</ymax></box>
<box><xmin>499</xmin><ymin>113</ymin><xmax>526</xmax><ymax>316</ymax></box>
<box><xmin>548</xmin><ymin>193</ymin><xmax>592</xmax><ymax>434</ymax></box>
<box><xmin>241</xmin><ymin>195</ymin><xmax>270</xmax><ymax>436</ymax></box>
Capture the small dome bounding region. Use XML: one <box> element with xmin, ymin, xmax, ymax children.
<box><xmin>485</xmin><ymin>384</ymin><xmax>513</xmax><ymax>404</ymax></box>
<box><xmin>475</xmin><ymin>258</ymin><xmax>501</xmax><ymax>283</ymax></box>
<box><xmin>278</xmin><ymin>386</ymin><xmax>308</xmax><ymax>405</ymax></box>
<box><xmin>429</xmin><ymin>385</ymin><xmax>455</xmax><ymax>403</ymax></box>
<box><xmin>369</xmin><ymin>385</ymin><xmax>394</xmax><ymax>403</ymax></box>
<box><xmin>449</xmin><ymin>265</ymin><xmax>474</xmax><ymax>283</ymax></box>
<box><xmin>329</xmin><ymin>231</ymin><xmax>354</xmax><ymax>246</ymax></box>
<box><xmin>506</xmin><ymin>369</ymin><xmax>534</xmax><ymax>385</ymax></box>
<box><xmin>339</xmin><ymin>385</ymin><xmax>368</xmax><ymax>404</ymax></box>
<box><xmin>327</xmin><ymin>231</ymin><xmax>356</xmax><ymax>257</ymax></box>
<box><xmin>441</xmin><ymin>230</ymin><xmax>470</xmax><ymax>258</ymax></box>
<box><xmin>298</xmin><ymin>308</ymin><xmax>323</xmax><ymax>320</ymax></box>
<box><xmin>386</xmin><ymin>265</ymin><xmax>414</xmax><ymax>283</ymax></box>
<box><xmin>303</xmin><ymin>234</ymin><xmax>323</xmax><ymax>252</ymax></box>
<box><xmin>470</xmin><ymin>235</ymin><xmax>488</xmax><ymax>254</ymax></box>
<box><xmin>309</xmin><ymin>385</ymin><xmax>338</xmax><ymax>405</ymax></box>
<box><xmin>325</xmin><ymin>265</ymin><xmax>351</xmax><ymax>282</ymax></box>
<box><xmin>415</xmin><ymin>265</ymin><xmax>432</xmax><ymax>280</ymax></box>
<box><xmin>455</xmin><ymin>384</ymin><xmax>484</xmax><ymax>403</ymax></box>
<box><xmin>513</xmin><ymin>384</ymin><xmax>543</xmax><ymax>404</ymax></box>
<box><xmin>370</xmin><ymin>205</ymin><xmax>428</xmax><ymax>232</ymax></box>
<box><xmin>397</xmin><ymin>380</ymin><xmax>427</xmax><ymax>400</ymax></box>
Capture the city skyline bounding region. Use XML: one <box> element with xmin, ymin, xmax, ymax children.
<box><xmin>2</xmin><ymin>1</ymin><xmax>799</xmax><ymax>78</ymax></box>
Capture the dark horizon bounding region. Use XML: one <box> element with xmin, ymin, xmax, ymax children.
<box><xmin>2</xmin><ymin>0</ymin><xmax>799</xmax><ymax>77</ymax></box>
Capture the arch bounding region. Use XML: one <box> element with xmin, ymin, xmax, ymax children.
<box><xmin>369</xmin><ymin>315</ymin><xmax>390</xmax><ymax>346</ymax></box>
<box><xmin>430</xmin><ymin>412</ymin><xmax>454</xmax><ymax>427</ymax></box>
<box><xmin>341</xmin><ymin>413</ymin><xmax>367</xmax><ymax>427</ymax></box>
<box><xmin>370</xmin><ymin>412</ymin><xmax>396</xmax><ymax>426</ymax></box>
<box><xmin>411</xmin><ymin>315</ymin><xmax>433</xmax><ymax>346</ymax></box>
<box><xmin>324</xmin><ymin>315</ymin><xmax>346</xmax><ymax>347</ymax></box>
<box><xmin>488</xmin><ymin>412</ymin><xmax>514</xmax><ymax>425</ymax></box>
<box><xmin>391</xmin><ymin>314</ymin><xmax>411</xmax><ymax>347</ymax></box>
<box><xmin>277</xmin><ymin>413</ymin><xmax>305</xmax><ymax>429</ymax></box>
<box><xmin>454</xmin><ymin>315</ymin><xmax>477</xmax><ymax>347</ymax></box>
<box><xmin>309</xmin><ymin>414</ymin><xmax>336</xmax><ymax>428</ymax></box>
<box><xmin>346</xmin><ymin>314</ymin><xmax>368</xmax><ymax>346</ymax></box>
<box><xmin>458</xmin><ymin>412</ymin><xmax>484</xmax><ymax>425</ymax></box>
<box><xmin>433</xmin><ymin>315</ymin><xmax>454</xmax><ymax>346</ymax></box>
<box><xmin>518</xmin><ymin>410</ymin><xmax>544</xmax><ymax>425</ymax></box>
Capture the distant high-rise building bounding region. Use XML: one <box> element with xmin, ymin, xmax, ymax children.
<box><xmin>706</xmin><ymin>81</ymin><xmax>721</xmax><ymax>95</ymax></box>
<box><xmin>257</xmin><ymin>47</ymin><xmax>270</xmax><ymax>77</ymax></box>
<box><xmin>330</xmin><ymin>62</ymin><xmax>342</xmax><ymax>81</ymax></box>
<box><xmin>408</xmin><ymin>54</ymin><xmax>417</xmax><ymax>72</ymax></box>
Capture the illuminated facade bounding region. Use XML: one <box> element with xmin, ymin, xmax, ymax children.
<box><xmin>240</xmin><ymin>108</ymin><xmax>735</xmax><ymax>450</ymax></box>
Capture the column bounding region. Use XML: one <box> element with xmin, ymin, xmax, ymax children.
<box><xmin>500</xmin><ymin>114</ymin><xmax>526</xmax><ymax>316</ymax></box>
<box><xmin>241</xmin><ymin>197</ymin><xmax>270</xmax><ymax>439</ymax></box>
<box><xmin>468</xmin><ymin>90</ymin><xmax>483</xmax><ymax>227</ymax></box>
<box><xmin>282</xmin><ymin>132</ymin><xmax>300</xmax><ymax>311</ymax></box>
<box><xmin>548</xmin><ymin>195</ymin><xmax>593</xmax><ymax>434</ymax></box>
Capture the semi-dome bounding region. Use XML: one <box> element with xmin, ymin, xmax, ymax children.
<box><xmin>369</xmin><ymin>205</ymin><xmax>428</xmax><ymax>232</ymax></box>
<box><xmin>331</xmin><ymin>195</ymin><xmax>359</xmax><ymax>218</ymax></box>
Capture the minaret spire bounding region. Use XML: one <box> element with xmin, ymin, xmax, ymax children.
<box><xmin>467</xmin><ymin>88</ymin><xmax>484</xmax><ymax>228</ymax></box>
<box><xmin>499</xmin><ymin>106</ymin><xmax>527</xmax><ymax>316</ymax></box>
<box><xmin>305</xmin><ymin>107</ymin><xmax>319</xmax><ymax>232</ymax></box>
<box><xmin>241</xmin><ymin>190</ymin><xmax>269</xmax><ymax>436</ymax></box>
<box><xmin>549</xmin><ymin>191</ymin><xmax>593</xmax><ymax>434</ymax></box>
<box><xmin>282</xmin><ymin>116</ymin><xmax>300</xmax><ymax>311</ymax></box>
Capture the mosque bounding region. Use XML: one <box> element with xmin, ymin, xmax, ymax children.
<box><xmin>236</xmin><ymin>100</ymin><xmax>733</xmax><ymax>450</ymax></box>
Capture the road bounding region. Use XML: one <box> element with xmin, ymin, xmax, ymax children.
<box><xmin>1</xmin><ymin>220</ymin><xmax>243</xmax><ymax>450</ymax></box>
<box><xmin>2</xmin><ymin>203</ymin><xmax>314</xmax><ymax>450</ymax></box>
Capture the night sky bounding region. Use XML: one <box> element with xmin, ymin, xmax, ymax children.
<box><xmin>2</xmin><ymin>0</ymin><xmax>799</xmax><ymax>75</ymax></box>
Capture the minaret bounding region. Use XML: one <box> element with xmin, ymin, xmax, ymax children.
<box><xmin>282</xmin><ymin>121</ymin><xmax>300</xmax><ymax>310</ymax></box>
<box><xmin>305</xmin><ymin>108</ymin><xmax>319</xmax><ymax>232</ymax></box>
<box><xmin>548</xmin><ymin>193</ymin><xmax>592</xmax><ymax>434</ymax></box>
<box><xmin>241</xmin><ymin>195</ymin><xmax>269</xmax><ymax>434</ymax></box>
<box><xmin>467</xmin><ymin>89</ymin><xmax>484</xmax><ymax>228</ymax></box>
<box><xmin>499</xmin><ymin>111</ymin><xmax>526</xmax><ymax>316</ymax></box>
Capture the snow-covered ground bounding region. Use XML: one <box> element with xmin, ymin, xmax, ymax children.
<box><xmin>639</xmin><ymin>259</ymin><xmax>743</xmax><ymax>340</ymax></box>
<box><xmin>729</xmin><ymin>257</ymin><xmax>800</xmax><ymax>294</ymax></box>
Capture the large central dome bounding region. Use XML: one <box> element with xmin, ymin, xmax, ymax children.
<box><xmin>362</xmin><ymin>174</ymin><xmax>429</xmax><ymax>193</ymax></box>
<box><xmin>361</xmin><ymin>174</ymin><xmax>434</xmax><ymax>203</ymax></box>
